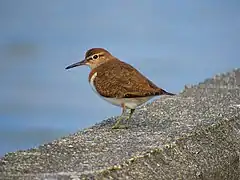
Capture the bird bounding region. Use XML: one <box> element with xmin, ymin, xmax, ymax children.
<box><xmin>66</xmin><ymin>48</ymin><xmax>175</xmax><ymax>129</ymax></box>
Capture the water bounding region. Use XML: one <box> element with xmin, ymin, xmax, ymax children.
<box><xmin>0</xmin><ymin>0</ymin><xmax>239</xmax><ymax>156</ymax></box>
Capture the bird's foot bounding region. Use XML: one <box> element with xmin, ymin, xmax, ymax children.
<box><xmin>111</xmin><ymin>116</ymin><xmax>128</xmax><ymax>129</ymax></box>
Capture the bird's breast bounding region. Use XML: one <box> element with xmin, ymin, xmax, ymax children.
<box><xmin>89</xmin><ymin>72</ymin><xmax>98</xmax><ymax>93</ymax></box>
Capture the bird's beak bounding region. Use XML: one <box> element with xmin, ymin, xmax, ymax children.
<box><xmin>65</xmin><ymin>59</ymin><xmax>86</xmax><ymax>70</ymax></box>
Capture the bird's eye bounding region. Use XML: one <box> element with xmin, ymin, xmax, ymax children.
<box><xmin>92</xmin><ymin>54</ymin><xmax>99</xmax><ymax>60</ymax></box>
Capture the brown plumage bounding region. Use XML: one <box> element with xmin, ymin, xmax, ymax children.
<box><xmin>88</xmin><ymin>59</ymin><xmax>174</xmax><ymax>98</ymax></box>
<box><xmin>85</xmin><ymin>48</ymin><xmax>110</xmax><ymax>58</ymax></box>
<box><xmin>66</xmin><ymin>48</ymin><xmax>175</xmax><ymax>129</ymax></box>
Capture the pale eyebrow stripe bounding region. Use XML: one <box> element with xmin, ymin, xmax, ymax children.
<box><xmin>87</xmin><ymin>53</ymin><xmax>104</xmax><ymax>60</ymax></box>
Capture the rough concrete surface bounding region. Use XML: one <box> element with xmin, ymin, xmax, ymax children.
<box><xmin>0</xmin><ymin>68</ymin><xmax>239</xmax><ymax>180</ymax></box>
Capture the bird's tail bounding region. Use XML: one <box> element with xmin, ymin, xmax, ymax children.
<box><xmin>158</xmin><ymin>88</ymin><xmax>175</xmax><ymax>96</ymax></box>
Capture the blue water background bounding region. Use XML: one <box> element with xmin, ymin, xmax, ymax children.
<box><xmin>0</xmin><ymin>0</ymin><xmax>239</xmax><ymax>156</ymax></box>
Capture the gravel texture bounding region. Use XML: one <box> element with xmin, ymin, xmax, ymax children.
<box><xmin>0</xmin><ymin>68</ymin><xmax>239</xmax><ymax>180</ymax></box>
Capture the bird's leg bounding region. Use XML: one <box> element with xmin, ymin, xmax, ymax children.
<box><xmin>124</xmin><ymin>109</ymin><xmax>135</xmax><ymax>126</ymax></box>
<box><xmin>126</xmin><ymin>109</ymin><xmax>135</xmax><ymax>120</ymax></box>
<box><xmin>112</xmin><ymin>104</ymin><xmax>128</xmax><ymax>129</ymax></box>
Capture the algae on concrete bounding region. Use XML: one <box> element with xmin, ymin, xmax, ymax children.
<box><xmin>0</xmin><ymin>69</ymin><xmax>239</xmax><ymax>180</ymax></box>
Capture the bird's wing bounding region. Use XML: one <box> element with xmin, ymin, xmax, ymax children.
<box><xmin>93</xmin><ymin>60</ymin><xmax>165</xmax><ymax>98</ymax></box>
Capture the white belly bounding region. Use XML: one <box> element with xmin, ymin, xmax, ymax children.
<box><xmin>89</xmin><ymin>72</ymin><xmax>154</xmax><ymax>109</ymax></box>
<box><xmin>103</xmin><ymin>96</ymin><xmax>154</xmax><ymax>109</ymax></box>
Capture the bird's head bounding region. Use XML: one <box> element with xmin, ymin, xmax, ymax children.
<box><xmin>66</xmin><ymin>48</ymin><xmax>113</xmax><ymax>70</ymax></box>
